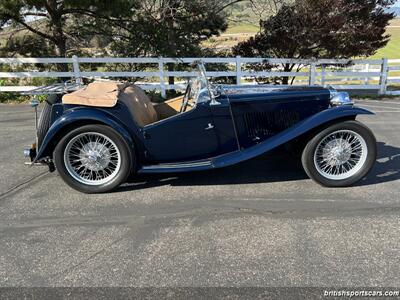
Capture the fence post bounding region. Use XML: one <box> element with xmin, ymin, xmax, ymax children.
<box><xmin>72</xmin><ymin>55</ymin><xmax>82</xmax><ymax>85</ymax></box>
<box><xmin>236</xmin><ymin>56</ymin><xmax>242</xmax><ymax>85</ymax></box>
<box><xmin>364</xmin><ymin>63</ymin><xmax>370</xmax><ymax>85</ymax></box>
<box><xmin>379</xmin><ymin>58</ymin><xmax>389</xmax><ymax>95</ymax></box>
<box><xmin>321</xmin><ymin>65</ymin><xmax>326</xmax><ymax>86</ymax></box>
<box><xmin>309</xmin><ymin>61</ymin><xmax>317</xmax><ymax>85</ymax></box>
<box><xmin>158</xmin><ymin>57</ymin><xmax>166</xmax><ymax>99</ymax></box>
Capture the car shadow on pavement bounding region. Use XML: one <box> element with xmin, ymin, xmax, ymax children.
<box><xmin>119</xmin><ymin>151</ymin><xmax>308</xmax><ymax>192</ymax></box>
<box><xmin>118</xmin><ymin>142</ymin><xmax>400</xmax><ymax>192</ymax></box>
<box><xmin>355</xmin><ymin>142</ymin><xmax>400</xmax><ymax>186</ymax></box>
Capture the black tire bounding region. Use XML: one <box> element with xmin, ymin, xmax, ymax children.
<box><xmin>301</xmin><ymin>120</ymin><xmax>377</xmax><ymax>187</ymax></box>
<box><xmin>37</xmin><ymin>101</ymin><xmax>52</xmax><ymax>150</ymax></box>
<box><xmin>54</xmin><ymin>124</ymin><xmax>132</xmax><ymax>193</ymax></box>
<box><xmin>37</xmin><ymin>95</ymin><xmax>62</xmax><ymax>150</ymax></box>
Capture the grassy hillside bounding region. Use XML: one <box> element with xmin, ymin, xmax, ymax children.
<box><xmin>225</xmin><ymin>23</ymin><xmax>259</xmax><ymax>34</ymax></box>
<box><xmin>369</xmin><ymin>19</ymin><xmax>400</xmax><ymax>59</ymax></box>
<box><xmin>216</xmin><ymin>18</ymin><xmax>400</xmax><ymax>59</ymax></box>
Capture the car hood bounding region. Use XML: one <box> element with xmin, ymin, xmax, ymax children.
<box><xmin>219</xmin><ymin>85</ymin><xmax>329</xmax><ymax>96</ymax></box>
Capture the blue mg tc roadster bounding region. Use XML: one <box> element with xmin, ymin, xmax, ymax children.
<box><xmin>24</xmin><ymin>62</ymin><xmax>377</xmax><ymax>193</ymax></box>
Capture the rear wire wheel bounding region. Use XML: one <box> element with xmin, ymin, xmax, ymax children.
<box><xmin>54</xmin><ymin>125</ymin><xmax>132</xmax><ymax>193</ymax></box>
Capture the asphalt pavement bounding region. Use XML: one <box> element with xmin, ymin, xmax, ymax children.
<box><xmin>0</xmin><ymin>100</ymin><xmax>399</xmax><ymax>291</ymax></box>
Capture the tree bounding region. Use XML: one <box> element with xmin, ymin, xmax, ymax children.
<box><xmin>233</xmin><ymin>0</ymin><xmax>395</xmax><ymax>84</ymax></box>
<box><xmin>0</xmin><ymin>30</ymin><xmax>54</xmax><ymax>57</ymax></box>
<box><xmin>248</xmin><ymin>0</ymin><xmax>288</xmax><ymax>28</ymax></box>
<box><xmin>92</xmin><ymin>0</ymin><xmax>235</xmax><ymax>85</ymax></box>
<box><xmin>0</xmin><ymin>0</ymin><xmax>136</xmax><ymax>59</ymax></box>
<box><xmin>0</xmin><ymin>0</ymin><xmax>248</xmax><ymax>81</ymax></box>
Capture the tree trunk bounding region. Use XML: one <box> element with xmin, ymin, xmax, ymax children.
<box><xmin>55</xmin><ymin>39</ymin><xmax>66</xmax><ymax>57</ymax></box>
<box><xmin>168</xmin><ymin>64</ymin><xmax>174</xmax><ymax>86</ymax></box>
<box><xmin>282</xmin><ymin>63</ymin><xmax>293</xmax><ymax>85</ymax></box>
<box><xmin>166</xmin><ymin>15</ymin><xmax>176</xmax><ymax>86</ymax></box>
<box><xmin>48</xmin><ymin>0</ymin><xmax>68</xmax><ymax>73</ymax></box>
<box><xmin>54</xmin><ymin>39</ymin><xmax>68</xmax><ymax>81</ymax></box>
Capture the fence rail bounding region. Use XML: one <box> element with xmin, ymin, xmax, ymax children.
<box><xmin>0</xmin><ymin>56</ymin><xmax>399</xmax><ymax>97</ymax></box>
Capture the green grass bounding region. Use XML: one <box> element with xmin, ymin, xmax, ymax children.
<box><xmin>224</xmin><ymin>23</ymin><xmax>259</xmax><ymax>34</ymax></box>
<box><xmin>369</xmin><ymin>27</ymin><xmax>400</xmax><ymax>59</ymax></box>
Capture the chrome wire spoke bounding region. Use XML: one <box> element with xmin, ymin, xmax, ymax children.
<box><xmin>313</xmin><ymin>130</ymin><xmax>368</xmax><ymax>180</ymax></box>
<box><xmin>64</xmin><ymin>132</ymin><xmax>122</xmax><ymax>186</ymax></box>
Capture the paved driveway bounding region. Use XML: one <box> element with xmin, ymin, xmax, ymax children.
<box><xmin>0</xmin><ymin>100</ymin><xmax>399</xmax><ymax>289</ymax></box>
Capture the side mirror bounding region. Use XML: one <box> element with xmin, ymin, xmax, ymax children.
<box><xmin>210</xmin><ymin>98</ymin><xmax>221</xmax><ymax>106</ymax></box>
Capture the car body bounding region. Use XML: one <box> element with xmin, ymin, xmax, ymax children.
<box><xmin>25</xmin><ymin>63</ymin><xmax>377</xmax><ymax>193</ymax></box>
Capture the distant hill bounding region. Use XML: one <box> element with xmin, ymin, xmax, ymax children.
<box><xmin>225</xmin><ymin>1</ymin><xmax>283</xmax><ymax>25</ymax></box>
<box><xmin>229</xmin><ymin>3</ymin><xmax>400</xmax><ymax>25</ymax></box>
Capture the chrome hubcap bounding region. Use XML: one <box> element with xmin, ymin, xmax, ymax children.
<box><xmin>81</xmin><ymin>142</ymin><xmax>112</xmax><ymax>171</ymax></box>
<box><xmin>314</xmin><ymin>130</ymin><xmax>368</xmax><ymax>180</ymax></box>
<box><xmin>64</xmin><ymin>132</ymin><xmax>121</xmax><ymax>186</ymax></box>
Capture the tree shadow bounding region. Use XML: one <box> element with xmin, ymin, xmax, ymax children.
<box><xmin>117</xmin><ymin>142</ymin><xmax>400</xmax><ymax>192</ymax></box>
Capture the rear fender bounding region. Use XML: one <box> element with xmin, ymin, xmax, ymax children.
<box><xmin>35</xmin><ymin>107</ymin><xmax>135</xmax><ymax>162</ymax></box>
<box><xmin>213</xmin><ymin>106</ymin><xmax>374</xmax><ymax>168</ymax></box>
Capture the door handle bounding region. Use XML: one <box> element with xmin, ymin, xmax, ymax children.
<box><xmin>205</xmin><ymin>123</ymin><xmax>214</xmax><ymax>130</ymax></box>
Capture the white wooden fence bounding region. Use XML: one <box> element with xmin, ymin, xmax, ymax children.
<box><xmin>0</xmin><ymin>56</ymin><xmax>399</xmax><ymax>97</ymax></box>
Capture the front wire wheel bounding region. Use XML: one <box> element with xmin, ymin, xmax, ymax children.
<box><xmin>54</xmin><ymin>125</ymin><xmax>132</xmax><ymax>193</ymax></box>
<box><xmin>302</xmin><ymin>120</ymin><xmax>376</xmax><ymax>187</ymax></box>
<box><xmin>313</xmin><ymin>130</ymin><xmax>368</xmax><ymax>180</ymax></box>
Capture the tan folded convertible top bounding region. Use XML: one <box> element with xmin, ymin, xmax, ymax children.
<box><xmin>61</xmin><ymin>81</ymin><xmax>162</xmax><ymax>127</ymax></box>
<box><xmin>62</xmin><ymin>82</ymin><xmax>128</xmax><ymax>107</ymax></box>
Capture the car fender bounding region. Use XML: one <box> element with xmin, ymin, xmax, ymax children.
<box><xmin>213</xmin><ymin>105</ymin><xmax>374</xmax><ymax>168</ymax></box>
<box><xmin>35</xmin><ymin>107</ymin><xmax>135</xmax><ymax>162</ymax></box>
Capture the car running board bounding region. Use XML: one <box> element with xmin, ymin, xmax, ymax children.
<box><xmin>139</xmin><ymin>160</ymin><xmax>213</xmax><ymax>174</ymax></box>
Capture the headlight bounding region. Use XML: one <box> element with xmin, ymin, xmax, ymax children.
<box><xmin>329</xmin><ymin>91</ymin><xmax>353</xmax><ymax>107</ymax></box>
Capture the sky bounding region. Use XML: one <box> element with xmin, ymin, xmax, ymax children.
<box><xmin>395</xmin><ymin>0</ymin><xmax>400</xmax><ymax>7</ymax></box>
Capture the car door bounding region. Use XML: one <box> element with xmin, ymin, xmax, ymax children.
<box><xmin>142</xmin><ymin>101</ymin><xmax>220</xmax><ymax>163</ymax></box>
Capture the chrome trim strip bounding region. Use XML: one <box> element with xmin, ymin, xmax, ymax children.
<box><xmin>142</xmin><ymin>160</ymin><xmax>212</xmax><ymax>170</ymax></box>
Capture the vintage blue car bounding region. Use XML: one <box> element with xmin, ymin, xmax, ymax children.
<box><xmin>24</xmin><ymin>62</ymin><xmax>377</xmax><ymax>193</ymax></box>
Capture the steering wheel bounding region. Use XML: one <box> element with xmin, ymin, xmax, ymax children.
<box><xmin>180</xmin><ymin>80</ymin><xmax>193</xmax><ymax>113</ymax></box>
